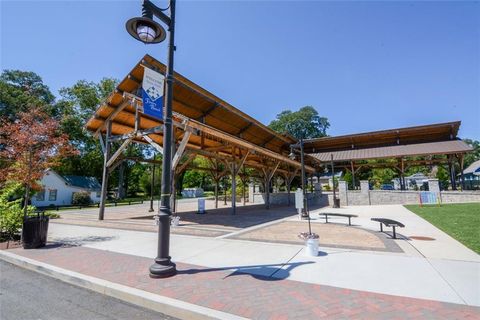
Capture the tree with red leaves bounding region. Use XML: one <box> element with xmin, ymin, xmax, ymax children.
<box><xmin>0</xmin><ymin>107</ymin><xmax>77</xmax><ymax>216</ymax></box>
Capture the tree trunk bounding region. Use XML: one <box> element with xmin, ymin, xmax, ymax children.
<box><xmin>23</xmin><ymin>183</ymin><xmax>30</xmax><ymax>218</ymax></box>
<box><xmin>118</xmin><ymin>162</ymin><xmax>125</xmax><ymax>199</ymax></box>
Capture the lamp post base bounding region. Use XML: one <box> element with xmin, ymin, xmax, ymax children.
<box><xmin>149</xmin><ymin>257</ymin><xmax>176</xmax><ymax>278</ymax></box>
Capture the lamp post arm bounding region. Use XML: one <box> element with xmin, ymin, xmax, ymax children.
<box><xmin>143</xmin><ymin>0</ymin><xmax>172</xmax><ymax>26</ymax></box>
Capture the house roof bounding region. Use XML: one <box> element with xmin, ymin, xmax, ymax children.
<box><xmin>318</xmin><ymin>172</ymin><xmax>343</xmax><ymax>179</ymax></box>
<box><xmin>62</xmin><ymin>175</ymin><xmax>101</xmax><ymax>191</ymax></box>
<box><xmin>463</xmin><ymin>160</ymin><xmax>480</xmax><ymax>175</ymax></box>
<box><xmin>405</xmin><ymin>172</ymin><xmax>428</xmax><ymax>179</ymax></box>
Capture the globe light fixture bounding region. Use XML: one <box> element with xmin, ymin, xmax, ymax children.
<box><xmin>126</xmin><ymin>16</ymin><xmax>166</xmax><ymax>44</ymax></box>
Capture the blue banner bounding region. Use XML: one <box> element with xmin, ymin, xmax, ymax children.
<box><xmin>141</xmin><ymin>67</ymin><xmax>164</xmax><ymax>120</ymax></box>
<box><xmin>420</xmin><ymin>191</ymin><xmax>437</xmax><ymax>204</ymax></box>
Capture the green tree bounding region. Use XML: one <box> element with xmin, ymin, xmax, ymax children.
<box><xmin>370</xmin><ymin>168</ymin><xmax>396</xmax><ymax>189</ymax></box>
<box><xmin>0</xmin><ymin>70</ymin><xmax>56</xmax><ymax>120</ymax></box>
<box><xmin>55</xmin><ymin>78</ymin><xmax>117</xmax><ymax>179</ymax></box>
<box><xmin>0</xmin><ymin>183</ymin><xmax>35</xmax><ymax>242</ymax></box>
<box><xmin>182</xmin><ymin>157</ymin><xmax>213</xmax><ymax>189</ymax></box>
<box><xmin>268</xmin><ymin>106</ymin><xmax>330</xmax><ymax>139</ymax></box>
<box><xmin>463</xmin><ymin>139</ymin><xmax>480</xmax><ymax>167</ymax></box>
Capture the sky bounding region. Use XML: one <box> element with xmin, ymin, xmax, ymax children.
<box><xmin>1</xmin><ymin>0</ymin><xmax>479</xmax><ymax>140</ymax></box>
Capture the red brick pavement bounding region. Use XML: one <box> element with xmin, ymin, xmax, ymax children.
<box><xmin>7</xmin><ymin>245</ymin><xmax>480</xmax><ymax>320</ymax></box>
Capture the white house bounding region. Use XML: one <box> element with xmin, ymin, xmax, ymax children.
<box><xmin>31</xmin><ymin>169</ymin><xmax>102</xmax><ymax>207</ymax></box>
<box><xmin>460</xmin><ymin>159</ymin><xmax>480</xmax><ymax>190</ymax></box>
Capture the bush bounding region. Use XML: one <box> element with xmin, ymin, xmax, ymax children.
<box><xmin>0</xmin><ymin>183</ymin><xmax>35</xmax><ymax>240</ymax></box>
<box><xmin>72</xmin><ymin>191</ymin><xmax>92</xmax><ymax>206</ymax></box>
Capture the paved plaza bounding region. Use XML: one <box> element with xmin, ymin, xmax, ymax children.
<box><xmin>1</xmin><ymin>201</ymin><xmax>479</xmax><ymax>319</ymax></box>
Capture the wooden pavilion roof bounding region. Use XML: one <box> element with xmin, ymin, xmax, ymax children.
<box><xmin>303</xmin><ymin>122</ymin><xmax>462</xmax><ymax>154</ymax></box>
<box><xmin>85</xmin><ymin>54</ymin><xmax>317</xmax><ymax>173</ymax></box>
<box><xmin>304</xmin><ymin>122</ymin><xmax>472</xmax><ymax>164</ymax></box>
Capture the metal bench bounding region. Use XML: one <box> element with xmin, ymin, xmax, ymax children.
<box><xmin>371</xmin><ymin>218</ymin><xmax>405</xmax><ymax>239</ymax></box>
<box><xmin>319</xmin><ymin>213</ymin><xmax>358</xmax><ymax>226</ymax></box>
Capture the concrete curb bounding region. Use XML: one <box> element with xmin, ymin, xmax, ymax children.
<box><xmin>0</xmin><ymin>250</ymin><xmax>248</xmax><ymax>320</ymax></box>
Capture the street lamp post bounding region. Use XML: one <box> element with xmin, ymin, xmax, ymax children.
<box><xmin>126</xmin><ymin>0</ymin><xmax>177</xmax><ymax>278</ymax></box>
<box><xmin>289</xmin><ymin>137</ymin><xmax>312</xmax><ymax>235</ymax></box>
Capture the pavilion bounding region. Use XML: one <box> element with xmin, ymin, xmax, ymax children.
<box><xmin>303</xmin><ymin>122</ymin><xmax>472</xmax><ymax>190</ymax></box>
<box><xmin>85</xmin><ymin>55</ymin><xmax>473</xmax><ymax>219</ymax></box>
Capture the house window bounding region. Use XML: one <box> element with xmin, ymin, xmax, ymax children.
<box><xmin>48</xmin><ymin>189</ymin><xmax>57</xmax><ymax>201</ymax></box>
<box><xmin>96</xmin><ymin>191</ymin><xmax>101</xmax><ymax>198</ymax></box>
<box><xmin>36</xmin><ymin>189</ymin><xmax>45</xmax><ymax>201</ymax></box>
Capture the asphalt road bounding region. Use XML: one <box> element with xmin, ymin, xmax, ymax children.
<box><xmin>0</xmin><ymin>260</ymin><xmax>178</xmax><ymax>320</ymax></box>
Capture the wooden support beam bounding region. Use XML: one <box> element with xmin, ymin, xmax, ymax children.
<box><xmin>458</xmin><ymin>154</ymin><xmax>465</xmax><ymax>191</ymax></box>
<box><xmin>107</xmin><ymin>137</ymin><xmax>133</xmax><ymax>168</ymax></box>
<box><xmin>350</xmin><ymin>161</ymin><xmax>356</xmax><ymax>190</ymax></box>
<box><xmin>204</xmin><ymin>144</ymin><xmax>230</xmax><ymax>152</ymax></box>
<box><xmin>98</xmin><ymin>134</ymin><xmax>106</xmax><ymax>154</ymax></box>
<box><xmin>176</xmin><ymin>153</ymin><xmax>195</xmax><ymax>174</ymax></box>
<box><xmin>196</xmin><ymin>102</ymin><xmax>218</xmax><ymax>120</ymax></box>
<box><xmin>128</xmin><ymin>74</ymin><xmax>141</xmax><ymax>84</ymax></box>
<box><xmin>94</xmin><ymin>98</ymin><xmax>131</xmax><ymax>137</ymax></box>
<box><xmin>172</xmin><ymin>131</ymin><xmax>192</xmax><ymax>170</ymax></box>
<box><xmin>144</xmin><ymin>135</ymin><xmax>164</xmax><ymax>154</ymax></box>
<box><xmin>261</xmin><ymin>160</ymin><xmax>280</xmax><ymax>209</ymax></box>
<box><xmin>98</xmin><ymin>120</ymin><xmax>112</xmax><ymax>220</ymax></box>
<box><xmin>237</xmin><ymin>122</ymin><xmax>253</xmax><ymax>136</ymax></box>
<box><xmin>261</xmin><ymin>135</ymin><xmax>277</xmax><ymax>147</ymax></box>
<box><xmin>283</xmin><ymin>168</ymin><xmax>299</xmax><ymax>206</ymax></box>
<box><xmin>186</xmin><ymin>119</ymin><xmax>313</xmax><ymax>172</ymax></box>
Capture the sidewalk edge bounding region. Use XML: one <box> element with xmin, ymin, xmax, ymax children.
<box><xmin>0</xmin><ymin>250</ymin><xmax>248</xmax><ymax>320</ymax></box>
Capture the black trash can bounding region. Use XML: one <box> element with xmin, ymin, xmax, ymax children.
<box><xmin>22</xmin><ymin>213</ymin><xmax>49</xmax><ymax>249</ymax></box>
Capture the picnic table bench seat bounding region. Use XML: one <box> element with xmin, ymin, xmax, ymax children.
<box><xmin>371</xmin><ymin>218</ymin><xmax>405</xmax><ymax>239</ymax></box>
<box><xmin>319</xmin><ymin>213</ymin><xmax>358</xmax><ymax>226</ymax></box>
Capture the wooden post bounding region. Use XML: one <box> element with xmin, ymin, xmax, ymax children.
<box><xmin>224</xmin><ymin>176</ymin><xmax>227</xmax><ymax>205</ymax></box>
<box><xmin>350</xmin><ymin>161</ymin><xmax>355</xmax><ymax>190</ymax></box>
<box><xmin>215</xmin><ymin>179</ymin><xmax>219</xmax><ymax>208</ymax></box>
<box><xmin>400</xmin><ymin>158</ymin><xmax>405</xmax><ymax>190</ymax></box>
<box><xmin>240</xmin><ymin>167</ymin><xmax>248</xmax><ymax>206</ymax></box>
<box><xmin>449</xmin><ymin>155</ymin><xmax>457</xmax><ymax>190</ymax></box>
<box><xmin>231</xmin><ymin>161</ymin><xmax>237</xmax><ymax>214</ymax></box>
<box><xmin>459</xmin><ymin>154</ymin><xmax>465</xmax><ymax>191</ymax></box>
<box><xmin>284</xmin><ymin>168</ymin><xmax>297</xmax><ymax>207</ymax></box>
<box><xmin>99</xmin><ymin>120</ymin><xmax>112</xmax><ymax>220</ymax></box>
<box><xmin>262</xmin><ymin>161</ymin><xmax>280</xmax><ymax>210</ymax></box>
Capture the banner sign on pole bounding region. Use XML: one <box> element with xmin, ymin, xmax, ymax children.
<box><xmin>141</xmin><ymin>67</ymin><xmax>165</xmax><ymax>120</ymax></box>
<box><xmin>295</xmin><ymin>189</ymin><xmax>304</xmax><ymax>209</ymax></box>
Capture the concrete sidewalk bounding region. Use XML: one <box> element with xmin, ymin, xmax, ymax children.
<box><xmin>311</xmin><ymin>204</ymin><xmax>480</xmax><ymax>262</ymax></box>
<box><xmin>1</xmin><ymin>203</ymin><xmax>479</xmax><ymax>319</ymax></box>
<box><xmin>2</xmin><ymin>244</ymin><xmax>479</xmax><ymax>320</ymax></box>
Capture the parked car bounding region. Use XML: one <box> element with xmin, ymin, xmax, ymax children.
<box><xmin>381</xmin><ymin>184</ymin><xmax>394</xmax><ymax>190</ymax></box>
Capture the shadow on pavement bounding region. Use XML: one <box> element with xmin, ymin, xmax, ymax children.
<box><xmin>43</xmin><ymin>236</ymin><xmax>116</xmax><ymax>248</ymax></box>
<box><xmin>177</xmin><ymin>260</ymin><xmax>318</xmax><ymax>281</ymax></box>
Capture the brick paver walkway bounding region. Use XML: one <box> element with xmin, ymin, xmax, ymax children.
<box><xmin>230</xmin><ymin>221</ymin><xmax>402</xmax><ymax>252</ymax></box>
<box><xmin>8</xmin><ymin>245</ymin><xmax>479</xmax><ymax>319</ymax></box>
<box><xmin>54</xmin><ymin>201</ymin><xmax>301</xmax><ymax>238</ymax></box>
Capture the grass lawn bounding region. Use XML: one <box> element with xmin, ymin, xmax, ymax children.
<box><xmin>404</xmin><ymin>203</ymin><xmax>480</xmax><ymax>254</ymax></box>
